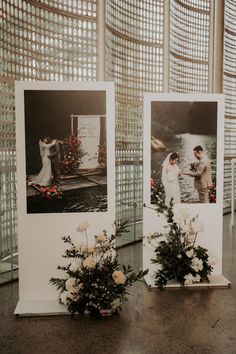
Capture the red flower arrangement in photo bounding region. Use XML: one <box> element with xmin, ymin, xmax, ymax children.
<box><xmin>208</xmin><ymin>184</ymin><xmax>216</xmax><ymax>203</ymax></box>
<box><xmin>39</xmin><ymin>186</ymin><xmax>62</xmax><ymax>200</ymax></box>
<box><xmin>60</xmin><ymin>135</ymin><xmax>86</xmax><ymax>175</ymax></box>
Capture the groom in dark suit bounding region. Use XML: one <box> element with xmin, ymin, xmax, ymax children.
<box><xmin>47</xmin><ymin>137</ymin><xmax>61</xmax><ymax>185</ymax></box>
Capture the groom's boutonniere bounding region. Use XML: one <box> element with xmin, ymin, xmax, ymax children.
<box><xmin>189</xmin><ymin>162</ymin><xmax>198</xmax><ymax>172</ymax></box>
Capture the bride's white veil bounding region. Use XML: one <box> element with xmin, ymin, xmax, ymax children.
<box><xmin>161</xmin><ymin>153</ymin><xmax>172</xmax><ymax>187</ymax></box>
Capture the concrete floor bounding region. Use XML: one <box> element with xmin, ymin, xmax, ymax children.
<box><xmin>0</xmin><ymin>214</ymin><xmax>236</xmax><ymax>354</ymax></box>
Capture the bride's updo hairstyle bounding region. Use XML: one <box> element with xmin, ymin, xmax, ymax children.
<box><xmin>169</xmin><ymin>152</ymin><xmax>179</xmax><ymax>162</ymax></box>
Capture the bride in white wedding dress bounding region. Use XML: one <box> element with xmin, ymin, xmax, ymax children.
<box><xmin>28</xmin><ymin>137</ymin><xmax>56</xmax><ymax>187</ymax></box>
<box><xmin>161</xmin><ymin>152</ymin><xmax>181</xmax><ymax>204</ymax></box>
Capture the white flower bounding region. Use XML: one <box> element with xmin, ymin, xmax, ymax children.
<box><xmin>83</xmin><ymin>256</ymin><xmax>96</xmax><ymax>269</ymax></box>
<box><xmin>74</xmin><ymin>241</ymin><xmax>84</xmax><ymax>250</ymax></box>
<box><xmin>184</xmin><ymin>273</ymin><xmax>195</xmax><ymax>286</ymax></box>
<box><xmin>191</xmin><ymin>257</ymin><xmax>203</xmax><ymax>272</ymax></box>
<box><xmin>59</xmin><ymin>291</ymin><xmax>71</xmax><ymax>304</ymax></box>
<box><xmin>96</xmin><ymin>233</ymin><xmax>107</xmax><ymax>242</ymax></box>
<box><xmin>194</xmin><ymin>274</ymin><xmax>201</xmax><ymax>283</ymax></box>
<box><xmin>77</xmin><ymin>221</ymin><xmax>90</xmax><ymax>232</ymax></box>
<box><xmin>190</xmin><ymin>219</ymin><xmax>204</xmax><ymax>234</ymax></box>
<box><xmin>87</xmin><ymin>246</ymin><xmax>95</xmax><ymax>254</ymax></box>
<box><xmin>186</xmin><ymin>249</ymin><xmax>194</xmax><ymax>258</ymax></box>
<box><xmin>111</xmin><ymin>298</ymin><xmax>122</xmax><ymax>310</ymax></box>
<box><xmin>65</xmin><ymin>277</ymin><xmax>77</xmax><ymax>292</ymax></box>
<box><xmin>188</xmin><ymin>234</ymin><xmax>196</xmax><ymax>244</ymax></box>
<box><xmin>112</xmin><ymin>270</ymin><xmax>126</xmax><ymax>284</ymax></box>
<box><xmin>69</xmin><ymin>258</ymin><xmax>83</xmax><ymax>272</ymax></box>
<box><xmin>177</xmin><ymin>254</ymin><xmax>182</xmax><ymax>259</ymax></box>
<box><xmin>173</xmin><ymin>208</ymin><xmax>191</xmax><ymax>224</ymax></box>
<box><xmin>181</xmin><ymin>223</ymin><xmax>191</xmax><ymax>234</ymax></box>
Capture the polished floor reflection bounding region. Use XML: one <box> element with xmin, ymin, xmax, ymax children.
<box><xmin>0</xmin><ymin>213</ymin><xmax>236</xmax><ymax>354</ymax></box>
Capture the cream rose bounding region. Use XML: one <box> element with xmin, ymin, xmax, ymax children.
<box><xmin>96</xmin><ymin>233</ymin><xmax>107</xmax><ymax>242</ymax></box>
<box><xmin>59</xmin><ymin>291</ymin><xmax>71</xmax><ymax>304</ymax></box>
<box><xmin>83</xmin><ymin>256</ymin><xmax>96</xmax><ymax>269</ymax></box>
<box><xmin>112</xmin><ymin>270</ymin><xmax>126</xmax><ymax>284</ymax></box>
<box><xmin>184</xmin><ymin>273</ymin><xmax>195</xmax><ymax>286</ymax></box>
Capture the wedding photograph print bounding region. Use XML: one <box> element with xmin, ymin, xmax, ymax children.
<box><xmin>25</xmin><ymin>89</ymin><xmax>107</xmax><ymax>214</ymax></box>
<box><xmin>151</xmin><ymin>100</ymin><xmax>217</xmax><ymax>204</ymax></box>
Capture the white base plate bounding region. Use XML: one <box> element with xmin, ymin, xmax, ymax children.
<box><xmin>144</xmin><ymin>274</ymin><xmax>231</xmax><ymax>288</ymax></box>
<box><xmin>14</xmin><ymin>300</ymin><xmax>68</xmax><ymax>317</ymax></box>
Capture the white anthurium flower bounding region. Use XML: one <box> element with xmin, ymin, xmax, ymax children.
<box><xmin>181</xmin><ymin>223</ymin><xmax>191</xmax><ymax>234</ymax></box>
<box><xmin>190</xmin><ymin>219</ymin><xmax>204</xmax><ymax>234</ymax></box>
<box><xmin>173</xmin><ymin>208</ymin><xmax>191</xmax><ymax>225</ymax></box>
<box><xmin>69</xmin><ymin>258</ymin><xmax>83</xmax><ymax>272</ymax></box>
<box><xmin>83</xmin><ymin>256</ymin><xmax>96</xmax><ymax>269</ymax></box>
<box><xmin>184</xmin><ymin>273</ymin><xmax>196</xmax><ymax>286</ymax></box>
<box><xmin>191</xmin><ymin>257</ymin><xmax>203</xmax><ymax>272</ymax></box>
<box><xmin>186</xmin><ymin>249</ymin><xmax>195</xmax><ymax>258</ymax></box>
<box><xmin>112</xmin><ymin>270</ymin><xmax>126</xmax><ymax>284</ymax></box>
<box><xmin>76</xmin><ymin>221</ymin><xmax>90</xmax><ymax>232</ymax></box>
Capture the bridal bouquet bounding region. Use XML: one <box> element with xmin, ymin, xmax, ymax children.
<box><xmin>50</xmin><ymin>221</ymin><xmax>147</xmax><ymax>318</ymax></box>
<box><xmin>148</xmin><ymin>184</ymin><xmax>214</xmax><ymax>288</ymax></box>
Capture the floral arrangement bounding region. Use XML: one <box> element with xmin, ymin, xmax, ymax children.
<box><xmin>60</xmin><ymin>134</ymin><xmax>86</xmax><ymax>175</ymax></box>
<box><xmin>147</xmin><ymin>183</ymin><xmax>214</xmax><ymax>288</ymax></box>
<box><xmin>39</xmin><ymin>186</ymin><xmax>62</xmax><ymax>200</ymax></box>
<box><xmin>50</xmin><ymin>221</ymin><xmax>147</xmax><ymax>318</ymax></box>
<box><xmin>208</xmin><ymin>183</ymin><xmax>216</xmax><ymax>203</ymax></box>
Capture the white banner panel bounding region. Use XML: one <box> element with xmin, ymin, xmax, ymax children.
<box><xmin>15</xmin><ymin>81</ymin><xmax>115</xmax><ymax>314</ymax></box>
<box><xmin>78</xmin><ymin>115</ymin><xmax>100</xmax><ymax>169</ymax></box>
<box><xmin>143</xmin><ymin>93</ymin><xmax>228</xmax><ymax>287</ymax></box>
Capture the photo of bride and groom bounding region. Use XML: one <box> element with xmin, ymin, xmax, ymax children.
<box><xmin>161</xmin><ymin>145</ymin><xmax>213</xmax><ymax>204</ymax></box>
<box><xmin>151</xmin><ymin>100</ymin><xmax>217</xmax><ymax>204</ymax></box>
<box><xmin>28</xmin><ymin>136</ymin><xmax>60</xmax><ymax>187</ymax></box>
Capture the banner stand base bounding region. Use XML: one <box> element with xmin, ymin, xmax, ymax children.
<box><xmin>14</xmin><ymin>300</ymin><xmax>68</xmax><ymax>317</ymax></box>
<box><xmin>144</xmin><ymin>274</ymin><xmax>231</xmax><ymax>289</ymax></box>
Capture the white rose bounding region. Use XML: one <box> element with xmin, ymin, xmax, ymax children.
<box><xmin>190</xmin><ymin>219</ymin><xmax>204</xmax><ymax>234</ymax></box>
<box><xmin>184</xmin><ymin>273</ymin><xmax>195</xmax><ymax>286</ymax></box>
<box><xmin>173</xmin><ymin>208</ymin><xmax>191</xmax><ymax>224</ymax></box>
<box><xmin>65</xmin><ymin>277</ymin><xmax>77</xmax><ymax>292</ymax></box>
<box><xmin>69</xmin><ymin>258</ymin><xmax>83</xmax><ymax>272</ymax></box>
<box><xmin>186</xmin><ymin>249</ymin><xmax>194</xmax><ymax>258</ymax></box>
<box><xmin>96</xmin><ymin>233</ymin><xmax>107</xmax><ymax>242</ymax></box>
<box><xmin>59</xmin><ymin>291</ymin><xmax>71</xmax><ymax>304</ymax></box>
<box><xmin>77</xmin><ymin>221</ymin><xmax>90</xmax><ymax>232</ymax></box>
<box><xmin>83</xmin><ymin>256</ymin><xmax>96</xmax><ymax>269</ymax></box>
<box><xmin>112</xmin><ymin>270</ymin><xmax>126</xmax><ymax>284</ymax></box>
<box><xmin>191</xmin><ymin>257</ymin><xmax>203</xmax><ymax>272</ymax></box>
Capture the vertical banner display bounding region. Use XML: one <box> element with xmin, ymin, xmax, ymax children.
<box><xmin>143</xmin><ymin>93</ymin><xmax>229</xmax><ymax>287</ymax></box>
<box><xmin>15</xmin><ymin>82</ymin><xmax>115</xmax><ymax>315</ymax></box>
<box><xmin>78</xmin><ymin>115</ymin><xmax>101</xmax><ymax>169</ymax></box>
